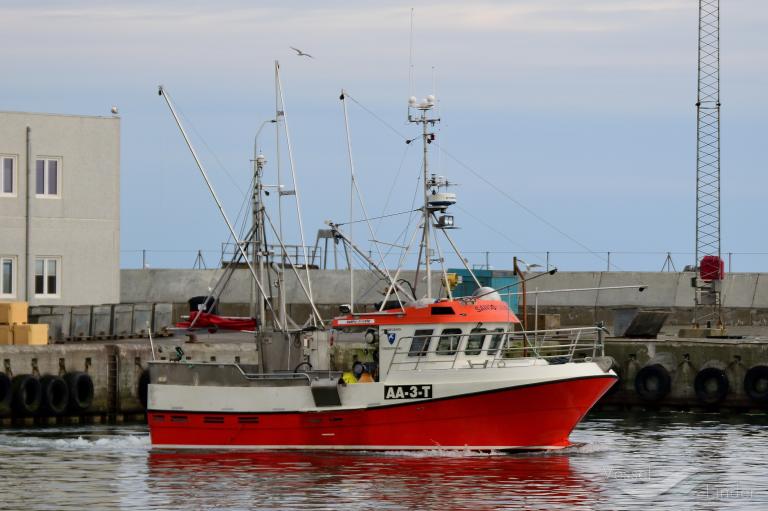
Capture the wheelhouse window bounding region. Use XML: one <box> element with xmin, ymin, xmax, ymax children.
<box><xmin>408</xmin><ymin>329</ymin><xmax>434</xmax><ymax>357</ymax></box>
<box><xmin>35</xmin><ymin>158</ymin><xmax>61</xmax><ymax>198</ymax></box>
<box><xmin>436</xmin><ymin>328</ymin><xmax>463</xmax><ymax>355</ymax></box>
<box><xmin>0</xmin><ymin>256</ymin><xmax>16</xmax><ymax>298</ymax></box>
<box><xmin>487</xmin><ymin>328</ymin><xmax>506</xmax><ymax>356</ymax></box>
<box><xmin>466</xmin><ymin>328</ymin><xmax>488</xmax><ymax>356</ymax></box>
<box><xmin>34</xmin><ymin>257</ymin><xmax>60</xmax><ymax>297</ymax></box>
<box><xmin>1</xmin><ymin>156</ymin><xmax>16</xmax><ymax>197</ymax></box>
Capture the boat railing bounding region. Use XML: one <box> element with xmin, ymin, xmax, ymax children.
<box><xmin>236</xmin><ymin>367</ymin><xmax>344</xmax><ymax>383</ymax></box>
<box><xmin>236</xmin><ymin>368</ymin><xmax>313</xmax><ymax>383</ymax></box>
<box><xmin>150</xmin><ymin>360</ymin><xmax>332</xmax><ymax>386</ymax></box>
<box><xmin>384</xmin><ymin>326</ymin><xmax>606</xmax><ymax>375</ymax></box>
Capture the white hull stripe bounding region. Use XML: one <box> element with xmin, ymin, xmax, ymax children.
<box><xmin>149</xmin><ymin>374</ymin><xmax>617</xmax><ymax>414</ymax></box>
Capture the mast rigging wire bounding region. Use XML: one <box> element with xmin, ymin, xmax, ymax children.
<box><xmin>158</xmin><ymin>86</ymin><xmax>280</xmax><ymax>328</ymax></box>
<box><xmin>335</xmin><ymin>208</ymin><xmax>419</xmax><ymax>227</ymax></box>
<box><xmin>261</xmin><ymin>205</ymin><xmax>325</xmax><ymax>327</ymax></box>
<box><xmin>174</xmin><ymin>103</ymin><xmax>248</xmax><ymax>198</ymax></box>
<box><xmin>275</xmin><ymin>63</ymin><xmax>316</xmax><ymax>322</ymax></box>
<box><xmin>376</xmin><ymin>143</ymin><xmax>412</xmax><ymax>231</ymax></box>
<box><xmin>454</xmin><ymin>204</ymin><xmax>546</xmax><ymax>267</ymax></box>
<box><xmin>341</xmin><ymin>91</ymin><xmax>405</xmax><ymax>309</ymax></box>
<box><xmin>342</xmin><ymin>92</ymin><xmax>621</xmax><ymax>271</ymax></box>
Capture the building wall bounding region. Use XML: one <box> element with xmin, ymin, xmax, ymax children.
<box><xmin>0</xmin><ymin>111</ymin><xmax>120</xmax><ymax>305</ymax></box>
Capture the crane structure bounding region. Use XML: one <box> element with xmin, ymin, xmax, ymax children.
<box><xmin>693</xmin><ymin>0</ymin><xmax>723</xmax><ymax>327</ymax></box>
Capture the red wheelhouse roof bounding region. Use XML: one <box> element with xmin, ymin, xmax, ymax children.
<box><xmin>331</xmin><ymin>299</ymin><xmax>520</xmax><ymax>328</ymax></box>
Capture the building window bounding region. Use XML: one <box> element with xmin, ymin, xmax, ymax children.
<box><xmin>34</xmin><ymin>257</ymin><xmax>60</xmax><ymax>297</ymax></box>
<box><xmin>35</xmin><ymin>158</ymin><xmax>61</xmax><ymax>198</ymax></box>
<box><xmin>1</xmin><ymin>155</ymin><xmax>17</xmax><ymax>197</ymax></box>
<box><xmin>0</xmin><ymin>256</ymin><xmax>16</xmax><ymax>298</ymax></box>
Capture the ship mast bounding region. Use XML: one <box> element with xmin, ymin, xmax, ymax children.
<box><xmin>327</xmin><ymin>91</ymin><xmax>482</xmax><ymax>308</ymax></box>
<box><xmin>251</xmin><ymin>119</ymin><xmax>275</xmax><ymax>327</ymax></box>
<box><xmin>408</xmin><ymin>95</ymin><xmax>439</xmax><ymax>298</ymax></box>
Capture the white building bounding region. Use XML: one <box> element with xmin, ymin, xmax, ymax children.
<box><xmin>0</xmin><ymin>111</ymin><xmax>120</xmax><ymax>305</ymax></box>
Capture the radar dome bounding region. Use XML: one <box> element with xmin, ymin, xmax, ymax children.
<box><xmin>472</xmin><ymin>287</ymin><xmax>501</xmax><ymax>301</ymax></box>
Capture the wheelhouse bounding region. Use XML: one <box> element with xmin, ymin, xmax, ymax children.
<box><xmin>331</xmin><ymin>297</ymin><xmax>522</xmax><ymax>377</ymax></box>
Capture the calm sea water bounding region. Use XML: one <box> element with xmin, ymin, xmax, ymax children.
<box><xmin>0</xmin><ymin>412</ymin><xmax>766</xmax><ymax>511</ymax></box>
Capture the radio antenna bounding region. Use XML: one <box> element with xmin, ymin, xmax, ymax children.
<box><xmin>408</xmin><ymin>8</ymin><xmax>415</xmax><ymax>115</ymax></box>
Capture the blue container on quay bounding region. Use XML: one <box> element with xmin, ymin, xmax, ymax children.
<box><xmin>448</xmin><ymin>268</ymin><xmax>519</xmax><ymax>314</ymax></box>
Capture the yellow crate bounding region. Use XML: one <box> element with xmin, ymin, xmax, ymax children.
<box><xmin>0</xmin><ymin>302</ymin><xmax>28</xmax><ymax>325</ymax></box>
<box><xmin>0</xmin><ymin>325</ymin><xmax>12</xmax><ymax>345</ymax></box>
<box><xmin>12</xmin><ymin>323</ymin><xmax>48</xmax><ymax>345</ymax></box>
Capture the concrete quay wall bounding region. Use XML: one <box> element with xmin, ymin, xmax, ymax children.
<box><xmin>121</xmin><ymin>268</ymin><xmax>440</xmax><ymax>324</ymax></box>
<box><xmin>121</xmin><ymin>269</ymin><xmax>768</xmax><ymax>326</ymax></box>
<box><xmin>121</xmin><ymin>269</ymin><xmax>434</xmax><ymax>305</ymax></box>
<box><xmin>517</xmin><ymin>271</ymin><xmax>768</xmax><ymax>326</ymax></box>
<box><xmin>0</xmin><ymin>341</ymin><xmax>258</xmax><ymax>422</ymax></box>
<box><xmin>601</xmin><ymin>337</ymin><xmax>768</xmax><ymax>410</ymax></box>
<box><xmin>512</xmin><ymin>271</ymin><xmax>768</xmax><ymax>308</ymax></box>
<box><xmin>121</xmin><ymin>269</ymin><xmax>768</xmax><ymax>308</ymax></box>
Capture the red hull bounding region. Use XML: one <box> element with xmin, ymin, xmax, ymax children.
<box><xmin>149</xmin><ymin>376</ymin><xmax>616</xmax><ymax>450</ymax></box>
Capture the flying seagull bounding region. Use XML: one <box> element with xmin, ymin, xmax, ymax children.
<box><xmin>290</xmin><ymin>46</ymin><xmax>314</xmax><ymax>59</ymax></box>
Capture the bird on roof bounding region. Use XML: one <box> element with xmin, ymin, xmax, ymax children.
<box><xmin>290</xmin><ymin>46</ymin><xmax>314</xmax><ymax>59</ymax></box>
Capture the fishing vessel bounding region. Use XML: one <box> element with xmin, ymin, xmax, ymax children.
<box><xmin>147</xmin><ymin>82</ymin><xmax>616</xmax><ymax>451</ymax></box>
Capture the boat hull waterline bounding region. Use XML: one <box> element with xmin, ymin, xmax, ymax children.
<box><xmin>149</xmin><ymin>375</ymin><xmax>616</xmax><ymax>451</ymax></box>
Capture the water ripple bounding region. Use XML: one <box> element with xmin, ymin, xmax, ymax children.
<box><xmin>0</xmin><ymin>412</ymin><xmax>766</xmax><ymax>510</ymax></box>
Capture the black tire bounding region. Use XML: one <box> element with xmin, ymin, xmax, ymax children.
<box><xmin>694</xmin><ymin>367</ymin><xmax>729</xmax><ymax>405</ymax></box>
<box><xmin>0</xmin><ymin>373</ymin><xmax>11</xmax><ymax>414</ymax></box>
<box><xmin>40</xmin><ymin>375</ymin><xmax>70</xmax><ymax>416</ymax></box>
<box><xmin>744</xmin><ymin>365</ymin><xmax>768</xmax><ymax>403</ymax></box>
<box><xmin>138</xmin><ymin>369</ymin><xmax>150</xmax><ymax>410</ymax></box>
<box><xmin>634</xmin><ymin>364</ymin><xmax>671</xmax><ymax>402</ymax></box>
<box><xmin>12</xmin><ymin>374</ymin><xmax>42</xmax><ymax>415</ymax></box>
<box><xmin>65</xmin><ymin>372</ymin><xmax>94</xmax><ymax>412</ymax></box>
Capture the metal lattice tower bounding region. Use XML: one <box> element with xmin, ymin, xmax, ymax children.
<box><xmin>695</xmin><ymin>0</ymin><xmax>720</xmax><ymax>268</ymax></box>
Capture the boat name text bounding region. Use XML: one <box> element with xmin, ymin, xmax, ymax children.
<box><xmin>385</xmin><ymin>385</ymin><xmax>433</xmax><ymax>400</ymax></box>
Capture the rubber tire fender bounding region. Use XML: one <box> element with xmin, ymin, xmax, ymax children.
<box><xmin>634</xmin><ymin>364</ymin><xmax>671</xmax><ymax>402</ymax></box>
<box><xmin>65</xmin><ymin>371</ymin><xmax>94</xmax><ymax>412</ymax></box>
<box><xmin>138</xmin><ymin>369</ymin><xmax>150</xmax><ymax>410</ymax></box>
<box><xmin>694</xmin><ymin>367</ymin><xmax>729</xmax><ymax>405</ymax></box>
<box><xmin>12</xmin><ymin>374</ymin><xmax>42</xmax><ymax>415</ymax></box>
<box><xmin>744</xmin><ymin>365</ymin><xmax>768</xmax><ymax>403</ymax></box>
<box><xmin>0</xmin><ymin>373</ymin><xmax>11</xmax><ymax>414</ymax></box>
<box><xmin>40</xmin><ymin>375</ymin><xmax>70</xmax><ymax>416</ymax></box>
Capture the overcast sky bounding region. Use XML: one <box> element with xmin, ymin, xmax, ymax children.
<box><xmin>2</xmin><ymin>1</ymin><xmax>767</xmax><ymax>271</ymax></box>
